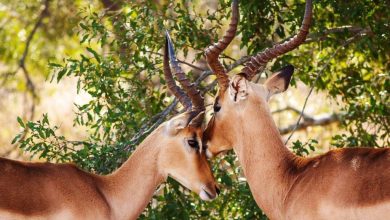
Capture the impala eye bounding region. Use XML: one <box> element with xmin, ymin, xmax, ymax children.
<box><xmin>187</xmin><ymin>139</ymin><xmax>199</xmax><ymax>149</ymax></box>
<box><xmin>213</xmin><ymin>98</ymin><xmax>221</xmax><ymax>112</ymax></box>
<box><xmin>213</xmin><ymin>103</ymin><xmax>221</xmax><ymax>112</ymax></box>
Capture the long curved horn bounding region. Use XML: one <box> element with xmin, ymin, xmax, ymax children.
<box><xmin>163</xmin><ymin>36</ymin><xmax>192</xmax><ymax>111</ymax></box>
<box><xmin>165</xmin><ymin>31</ymin><xmax>205</xmax><ymax>112</ymax></box>
<box><xmin>240</xmin><ymin>0</ymin><xmax>313</xmax><ymax>80</ymax></box>
<box><xmin>205</xmin><ymin>0</ymin><xmax>239</xmax><ymax>92</ymax></box>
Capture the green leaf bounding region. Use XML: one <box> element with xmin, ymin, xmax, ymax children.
<box><xmin>42</xmin><ymin>114</ymin><xmax>49</xmax><ymax>125</ymax></box>
<box><xmin>17</xmin><ymin>117</ymin><xmax>25</xmax><ymax>128</ymax></box>
<box><xmin>57</xmin><ymin>68</ymin><xmax>68</xmax><ymax>83</ymax></box>
<box><xmin>86</xmin><ymin>47</ymin><xmax>101</xmax><ymax>63</ymax></box>
<box><xmin>48</xmin><ymin>63</ymin><xmax>63</xmax><ymax>68</ymax></box>
<box><xmin>11</xmin><ymin>133</ymin><xmax>22</xmax><ymax>144</ymax></box>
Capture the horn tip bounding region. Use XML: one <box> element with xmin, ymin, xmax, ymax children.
<box><xmin>165</xmin><ymin>30</ymin><xmax>170</xmax><ymax>42</ymax></box>
<box><xmin>165</xmin><ymin>31</ymin><xmax>176</xmax><ymax>62</ymax></box>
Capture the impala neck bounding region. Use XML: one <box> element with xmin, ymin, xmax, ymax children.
<box><xmin>232</xmin><ymin>99</ymin><xmax>298</xmax><ymax>219</ymax></box>
<box><xmin>101</xmin><ymin>127</ymin><xmax>166</xmax><ymax>220</ymax></box>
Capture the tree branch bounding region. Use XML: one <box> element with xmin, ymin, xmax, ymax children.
<box><xmin>145</xmin><ymin>50</ymin><xmax>206</xmax><ymax>72</ymax></box>
<box><xmin>279</xmin><ymin>113</ymin><xmax>340</xmax><ymax>135</ymax></box>
<box><xmin>304</xmin><ymin>26</ymin><xmax>373</xmax><ymax>43</ymax></box>
<box><xmin>19</xmin><ymin>0</ymin><xmax>50</xmax><ymax>101</ymax></box>
<box><xmin>272</xmin><ymin>106</ymin><xmax>314</xmax><ymax>121</ymax></box>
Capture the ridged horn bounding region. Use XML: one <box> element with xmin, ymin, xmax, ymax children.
<box><xmin>205</xmin><ymin>0</ymin><xmax>239</xmax><ymax>91</ymax></box>
<box><xmin>240</xmin><ymin>0</ymin><xmax>313</xmax><ymax>80</ymax></box>
<box><xmin>165</xmin><ymin>31</ymin><xmax>205</xmax><ymax>112</ymax></box>
<box><xmin>163</xmin><ymin>35</ymin><xmax>192</xmax><ymax>111</ymax></box>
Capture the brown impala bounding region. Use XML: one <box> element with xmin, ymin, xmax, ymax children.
<box><xmin>0</xmin><ymin>34</ymin><xmax>218</xmax><ymax>220</ymax></box>
<box><xmin>200</xmin><ymin>0</ymin><xmax>389</xmax><ymax>219</ymax></box>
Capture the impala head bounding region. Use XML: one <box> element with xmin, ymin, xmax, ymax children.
<box><xmin>158</xmin><ymin>32</ymin><xmax>218</xmax><ymax>201</ymax></box>
<box><xmin>203</xmin><ymin>0</ymin><xmax>312</xmax><ymax>156</ymax></box>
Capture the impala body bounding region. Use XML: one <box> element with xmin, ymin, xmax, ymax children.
<box><xmin>201</xmin><ymin>0</ymin><xmax>390</xmax><ymax>219</ymax></box>
<box><xmin>205</xmin><ymin>71</ymin><xmax>390</xmax><ymax>219</ymax></box>
<box><xmin>0</xmin><ymin>34</ymin><xmax>218</xmax><ymax>220</ymax></box>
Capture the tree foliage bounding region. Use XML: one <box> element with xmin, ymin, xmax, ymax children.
<box><xmin>6</xmin><ymin>0</ymin><xmax>390</xmax><ymax>219</ymax></box>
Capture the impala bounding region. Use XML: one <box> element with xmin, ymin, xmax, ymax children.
<box><xmin>199</xmin><ymin>0</ymin><xmax>389</xmax><ymax>219</ymax></box>
<box><xmin>0</xmin><ymin>35</ymin><xmax>218</xmax><ymax>220</ymax></box>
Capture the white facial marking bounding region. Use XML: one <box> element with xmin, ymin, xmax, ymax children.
<box><xmin>351</xmin><ymin>157</ymin><xmax>360</xmax><ymax>171</ymax></box>
<box><xmin>199</xmin><ymin>189</ymin><xmax>213</xmax><ymax>201</ymax></box>
<box><xmin>312</xmin><ymin>160</ymin><xmax>320</xmax><ymax>168</ymax></box>
<box><xmin>206</xmin><ymin>149</ymin><xmax>213</xmax><ymax>158</ymax></box>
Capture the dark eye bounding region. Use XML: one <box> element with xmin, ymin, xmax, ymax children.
<box><xmin>187</xmin><ymin>139</ymin><xmax>199</xmax><ymax>149</ymax></box>
<box><xmin>213</xmin><ymin>98</ymin><xmax>221</xmax><ymax>112</ymax></box>
<box><xmin>213</xmin><ymin>103</ymin><xmax>221</xmax><ymax>112</ymax></box>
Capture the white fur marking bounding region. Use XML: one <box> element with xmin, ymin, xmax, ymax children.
<box><xmin>351</xmin><ymin>157</ymin><xmax>360</xmax><ymax>171</ymax></box>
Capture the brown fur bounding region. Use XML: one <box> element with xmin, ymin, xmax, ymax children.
<box><xmin>205</xmin><ymin>76</ymin><xmax>390</xmax><ymax>219</ymax></box>
<box><xmin>0</xmin><ymin>113</ymin><xmax>217</xmax><ymax>220</ymax></box>
<box><xmin>0</xmin><ymin>158</ymin><xmax>110</xmax><ymax>219</ymax></box>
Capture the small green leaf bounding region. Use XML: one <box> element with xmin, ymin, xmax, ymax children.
<box><xmin>42</xmin><ymin>114</ymin><xmax>49</xmax><ymax>125</ymax></box>
<box><xmin>48</xmin><ymin>63</ymin><xmax>63</xmax><ymax>68</ymax></box>
<box><xmin>86</xmin><ymin>47</ymin><xmax>101</xmax><ymax>63</ymax></box>
<box><xmin>11</xmin><ymin>133</ymin><xmax>22</xmax><ymax>144</ymax></box>
<box><xmin>57</xmin><ymin>68</ymin><xmax>68</xmax><ymax>82</ymax></box>
<box><xmin>26</xmin><ymin>122</ymin><xmax>35</xmax><ymax>130</ymax></box>
<box><xmin>17</xmin><ymin>117</ymin><xmax>25</xmax><ymax>128</ymax></box>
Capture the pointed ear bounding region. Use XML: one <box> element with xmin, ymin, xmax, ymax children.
<box><xmin>188</xmin><ymin>111</ymin><xmax>205</xmax><ymax>128</ymax></box>
<box><xmin>229</xmin><ymin>75</ymin><xmax>248</xmax><ymax>102</ymax></box>
<box><xmin>165</xmin><ymin>113</ymin><xmax>190</xmax><ymax>136</ymax></box>
<box><xmin>264</xmin><ymin>65</ymin><xmax>294</xmax><ymax>99</ymax></box>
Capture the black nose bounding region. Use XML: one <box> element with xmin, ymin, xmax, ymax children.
<box><xmin>215</xmin><ymin>186</ymin><xmax>220</xmax><ymax>195</ymax></box>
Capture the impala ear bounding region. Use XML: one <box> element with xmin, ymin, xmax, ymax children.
<box><xmin>166</xmin><ymin>113</ymin><xmax>190</xmax><ymax>136</ymax></box>
<box><xmin>229</xmin><ymin>75</ymin><xmax>248</xmax><ymax>102</ymax></box>
<box><xmin>188</xmin><ymin>111</ymin><xmax>205</xmax><ymax>128</ymax></box>
<box><xmin>264</xmin><ymin>65</ymin><xmax>294</xmax><ymax>99</ymax></box>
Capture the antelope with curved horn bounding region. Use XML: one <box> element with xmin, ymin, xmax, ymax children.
<box><xmin>202</xmin><ymin>0</ymin><xmax>390</xmax><ymax>219</ymax></box>
<box><xmin>0</xmin><ymin>33</ymin><xmax>218</xmax><ymax>220</ymax></box>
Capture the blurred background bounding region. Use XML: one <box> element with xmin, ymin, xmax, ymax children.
<box><xmin>0</xmin><ymin>0</ymin><xmax>389</xmax><ymax>219</ymax></box>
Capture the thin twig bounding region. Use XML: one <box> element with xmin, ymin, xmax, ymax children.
<box><xmin>304</xmin><ymin>26</ymin><xmax>372</xmax><ymax>44</ymax></box>
<box><xmin>279</xmin><ymin>114</ymin><xmax>340</xmax><ymax>135</ymax></box>
<box><xmin>145</xmin><ymin>50</ymin><xmax>206</xmax><ymax>71</ymax></box>
<box><xmin>272</xmin><ymin>106</ymin><xmax>313</xmax><ymax>121</ymax></box>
